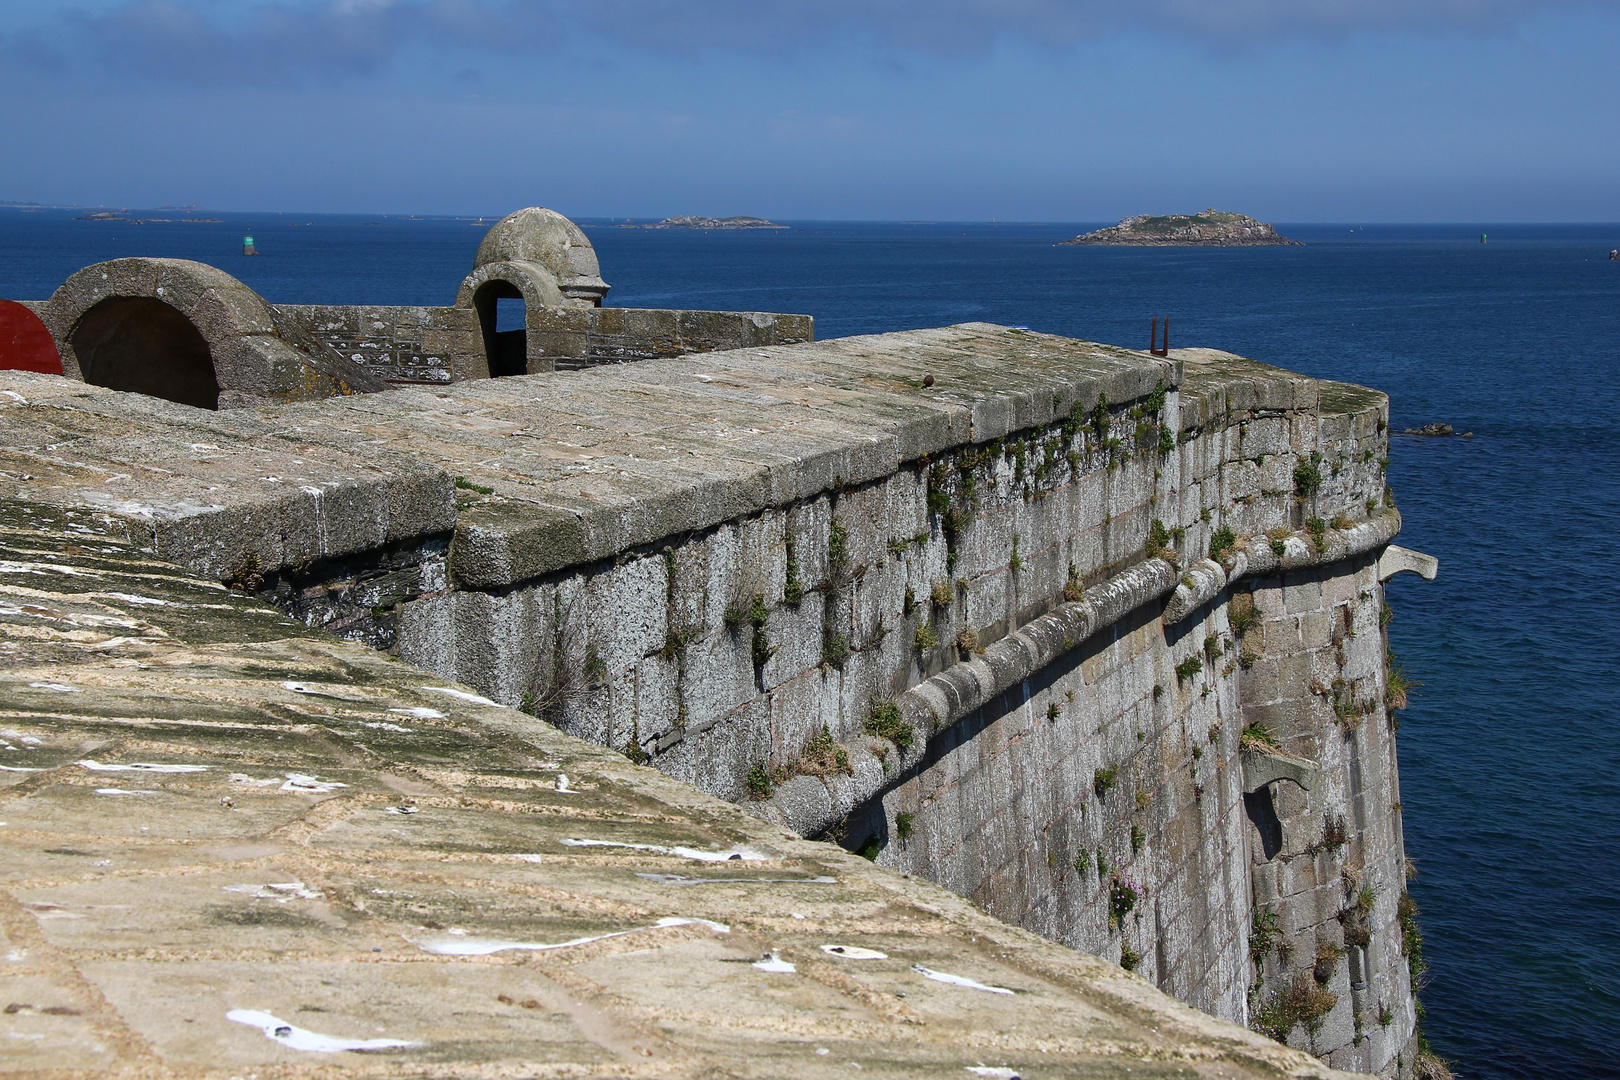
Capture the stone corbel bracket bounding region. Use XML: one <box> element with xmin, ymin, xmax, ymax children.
<box><xmin>1377</xmin><ymin>544</ymin><xmax>1438</xmax><ymax>582</ymax></box>
<box><xmin>1240</xmin><ymin>745</ymin><xmax>1319</xmax><ymax>793</ymax></box>
<box><xmin>754</xmin><ymin>509</ymin><xmax>1404</xmax><ymax>839</ymax></box>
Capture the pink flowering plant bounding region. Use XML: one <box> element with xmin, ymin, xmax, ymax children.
<box><xmin>1109</xmin><ymin>874</ymin><xmax>1142</xmax><ymax>927</ymax></box>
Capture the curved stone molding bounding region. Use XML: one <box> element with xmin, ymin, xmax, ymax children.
<box><xmin>1163</xmin><ymin>510</ymin><xmax>1403</xmax><ymax>625</ymax></box>
<box><xmin>454</xmin><ymin>260</ymin><xmax>568</xmax><ymax>312</ymax></box>
<box><xmin>1378</xmin><ymin>543</ymin><xmax>1439</xmax><ymax>582</ymax></box>
<box><xmin>759</xmin><ymin>509</ymin><xmax>1404</xmax><ymax>840</ymax></box>
<box><xmin>1241</xmin><ymin>746</ymin><xmax>1320</xmax><ymax>793</ymax></box>
<box><xmin>39</xmin><ymin>258</ymin><xmax>387</xmax><ymax>409</ymax></box>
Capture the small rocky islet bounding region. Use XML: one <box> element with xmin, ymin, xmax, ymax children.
<box><xmin>627</xmin><ymin>215</ymin><xmax>788</xmax><ymax>229</ymax></box>
<box><xmin>1062</xmin><ymin>209</ymin><xmax>1300</xmax><ymax>246</ymax></box>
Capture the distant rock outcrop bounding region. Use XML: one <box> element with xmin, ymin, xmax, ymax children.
<box><xmin>1062</xmin><ymin>210</ymin><xmax>1299</xmax><ymax>246</ymax></box>
<box><xmin>631</xmin><ymin>215</ymin><xmax>788</xmax><ymax>230</ymax></box>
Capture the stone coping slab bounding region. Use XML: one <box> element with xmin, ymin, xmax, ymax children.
<box><xmin>0</xmin><ymin>500</ymin><xmax>1368</xmax><ymax>1079</ymax></box>
<box><xmin>0</xmin><ymin>325</ymin><xmax>1370</xmax><ymax>593</ymax></box>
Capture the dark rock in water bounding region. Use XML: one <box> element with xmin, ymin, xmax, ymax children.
<box><xmin>1401</xmin><ymin>423</ymin><xmax>1466</xmax><ymax>437</ymax></box>
<box><xmin>1061</xmin><ymin>210</ymin><xmax>1300</xmax><ymax>246</ymax></box>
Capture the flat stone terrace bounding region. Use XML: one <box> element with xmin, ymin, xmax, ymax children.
<box><xmin>0</xmin><ymin>324</ymin><xmax>1176</xmax><ymax>589</ymax></box>
<box><xmin>0</xmin><ymin>503</ymin><xmax>1363</xmax><ymax>1080</ymax></box>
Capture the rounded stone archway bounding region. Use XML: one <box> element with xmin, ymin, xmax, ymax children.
<box><xmin>70</xmin><ymin>296</ymin><xmax>221</xmax><ymax>409</ymax></box>
<box><xmin>39</xmin><ymin>258</ymin><xmax>386</xmax><ymax>409</ymax></box>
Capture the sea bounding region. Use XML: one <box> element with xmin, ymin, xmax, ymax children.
<box><xmin>3</xmin><ymin>210</ymin><xmax>1618</xmax><ymax>1079</ymax></box>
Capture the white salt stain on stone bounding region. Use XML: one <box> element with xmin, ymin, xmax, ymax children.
<box><xmin>752</xmin><ymin>952</ymin><xmax>796</xmax><ymax>973</ymax></box>
<box><xmin>98</xmin><ymin>592</ymin><xmax>169</xmax><ymax>606</ymax></box>
<box><xmin>93</xmin><ymin>788</ymin><xmax>158</xmax><ymax>795</ymax></box>
<box><xmin>28</xmin><ymin>682</ymin><xmax>79</xmax><ymax>692</ymax></box>
<box><xmin>387</xmin><ymin>707</ymin><xmax>445</xmax><ymax>719</ymax></box>
<box><xmin>279</xmin><ymin>773</ymin><xmax>347</xmax><ymax>794</ymax></box>
<box><xmin>226</xmin><ymin>1010</ymin><xmax>417</xmax><ymax>1053</ymax></box>
<box><xmin>417</xmin><ymin>686</ymin><xmax>499</xmax><ymax>706</ymax></box>
<box><xmin>912</xmin><ymin>965</ymin><xmax>1014</xmax><ymax>995</ymax></box>
<box><xmin>414</xmin><ymin>916</ymin><xmax>728</xmax><ymax>956</ymax></box>
<box><xmin>821</xmin><ymin>945</ymin><xmax>888</xmax><ymax>959</ymax></box>
<box><xmin>559</xmin><ymin>838</ymin><xmax>766</xmax><ymax>862</ymax></box>
<box><xmin>224</xmin><ymin>882</ymin><xmax>324</xmax><ymax>901</ymax></box>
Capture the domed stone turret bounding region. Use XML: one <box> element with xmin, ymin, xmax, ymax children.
<box><xmin>474</xmin><ymin>208</ymin><xmax>609</xmax><ymax>306</ymax></box>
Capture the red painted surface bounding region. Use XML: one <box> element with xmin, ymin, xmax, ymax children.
<box><xmin>0</xmin><ymin>299</ymin><xmax>63</xmax><ymax>375</ymax></box>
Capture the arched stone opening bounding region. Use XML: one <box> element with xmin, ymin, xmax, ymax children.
<box><xmin>69</xmin><ymin>297</ymin><xmax>220</xmax><ymax>410</ymax></box>
<box><xmin>474</xmin><ymin>279</ymin><xmax>529</xmax><ymax>377</ymax></box>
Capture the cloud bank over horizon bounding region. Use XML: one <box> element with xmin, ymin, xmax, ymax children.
<box><xmin>7</xmin><ymin>0</ymin><xmax>1615</xmax><ymax>84</ymax></box>
<box><xmin>2</xmin><ymin>0</ymin><xmax>1617</xmax><ymax>220</ymax></box>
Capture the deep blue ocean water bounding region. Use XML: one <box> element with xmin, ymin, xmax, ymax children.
<box><xmin>4</xmin><ymin>210</ymin><xmax>1619</xmax><ymax>1078</ymax></box>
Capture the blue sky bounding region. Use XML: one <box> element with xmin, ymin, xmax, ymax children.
<box><xmin>3</xmin><ymin>1</ymin><xmax>1618</xmax><ymax>220</ymax></box>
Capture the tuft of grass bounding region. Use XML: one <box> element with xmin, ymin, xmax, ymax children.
<box><xmin>1306</xmin><ymin>516</ymin><xmax>1328</xmax><ymax>553</ymax></box>
<box><xmin>1175</xmin><ymin>654</ymin><xmax>1203</xmax><ymax>682</ymax></box>
<box><xmin>1254</xmin><ymin>974</ymin><xmax>1338</xmax><ymax>1041</ymax></box>
<box><xmin>798</xmin><ymin>726</ymin><xmax>852</xmax><ymax>777</ymax></box>
<box><xmin>1109</xmin><ymin>876</ymin><xmax>1140</xmax><ymax>926</ymax></box>
<box><xmin>931</xmin><ymin>577</ymin><xmax>954</xmax><ymax>606</ymax></box>
<box><xmin>1093</xmin><ymin>766</ymin><xmax>1118</xmax><ymax>796</ymax></box>
<box><xmin>822</xmin><ymin>629</ymin><xmax>849</xmax><ymax>667</ymax></box>
<box><xmin>1250</xmin><ymin>907</ymin><xmax>1280</xmax><ymax>965</ymax></box>
<box><xmin>865</xmin><ymin>700</ymin><xmax>914</xmax><ymax>748</ymax></box>
<box><xmin>1319</xmin><ymin>813</ymin><xmax>1349</xmax><ymax>852</ymax></box>
<box><xmin>1063</xmin><ymin>564</ymin><xmax>1085</xmax><ymax>602</ymax></box>
<box><xmin>623</xmin><ymin>743</ymin><xmax>650</xmax><ymax>766</ymax></box>
<box><xmin>747</xmin><ymin>762</ymin><xmax>773</xmax><ymax>799</ymax></box>
<box><xmin>956</xmin><ymin>627</ymin><xmax>979</xmax><ymax>653</ymax></box>
<box><xmin>1147</xmin><ymin>519</ymin><xmax>1171</xmax><ymax>559</ymax></box>
<box><xmin>895</xmin><ymin>811</ymin><xmax>915</xmax><ymax>841</ymax></box>
<box><xmin>1074</xmin><ymin>849</ymin><xmax>1092</xmax><ymax>873</ymax></box>
<box><xmin>1331</xmin><ymin>512</ymin><xmax>1354</xmax><ymax>530</ymax></box>
<box><xmin>784</xmin><ymin>541</ymin><xmax>804</xmax><ymax>604</ymax></box>
<box><xmin>914</xmin><ymin>624</ymin><xmax>940</xmax><ymax>652</ymax></box>
<box><xmin>583</xmin><ymin>643</ymin><xmax>607</xmax><ymax>684</ymax></box>
<box><xmin>1209</xmin><ymin>524</ymin><xmax>1236</xmax><ymax>561</ymax></box>
<box><xmin>1293</xmin><ymin>461</ymin><xmax>1323</xmax><ymax>497</ymax></box>
<box><xmin>1131</xmin><ymin>825</ymin><xmax>1146</xmax><ymax>852</ymax></box>
<box><xmin>749</xmin><ymin>593</ymin><xmax>769</xmax><ymax>628</ymax></box>
<box><xmin>454</xmin><ymin>476</ymin><xmax>494</xmax><ymax>495</ymax></box>
<box><xmin>1314</xmin><ymin>942</ymin><xmax>1346</xmax><ymax>984</ymax></box>
<box><xmin>1047</xmin><ymin>702</ymin><xmax>1061</xmax><ymax>721</ymax></box>
<box><xmin>1386</xmin><ymin>656</ymin><xmax>1419</xmax><ymax>711</ymax></box>
<box><xmin>828</xmin><ymin>520</ymin><xmax>849</xmax><ymax>571</ymax></box>
<box><xmin>1119</xmin><ymin>941</ymin><xmax>1142</xmax><ymax>971</ymax></box>
<box><xmin>1240</xmin><ymin>722</ymin><xmax>1281</xmax><ymax>750</ymax></box>
<box><xmin>751</xmin><ymin>628</ymin><xmax>775</xmax><ymax>668</ymax></box>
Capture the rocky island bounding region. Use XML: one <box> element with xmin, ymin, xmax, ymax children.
<box><xmin>1062</xmin><ymin>209</ymin><xmax>1299</xmax><ymax>246</ymax></box>
<box><xmin>630</xmin><ymin>215</ymin><xmax>788</xmax><ymax>229</ymax></box>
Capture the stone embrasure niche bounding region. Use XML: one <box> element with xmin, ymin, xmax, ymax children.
<box><xmin>0</xmin><ymin>323</ymin><xmax>1421</xmax><ymax>1078</ymax></box>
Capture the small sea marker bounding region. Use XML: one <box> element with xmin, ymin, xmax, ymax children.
<box><xmin>243</xmin><ymin>235</ymin><xmax>257</xmax><ymax>256</ymax></box>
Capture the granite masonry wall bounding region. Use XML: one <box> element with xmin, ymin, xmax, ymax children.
<box><xmin>529</xmin><ymin>307</ymin><xmax>815</xmax><ymax>369</ymax></box>
<box><xmin>0</xmin><ymin>325</ymin><xmax>1422</xmax><ymax>1077</ymax></box>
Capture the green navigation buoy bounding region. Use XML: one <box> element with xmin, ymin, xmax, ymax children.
<box><xmin>1480</xmin><ymin>233</ymin><xmax>1487</xmax><ymax>244</ymax></box>
<box><xmin>243</xmin><ymin>235</ymin><xmax>257</xmax><ymax>256</ymax></box>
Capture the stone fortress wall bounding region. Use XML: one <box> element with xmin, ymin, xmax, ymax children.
<box><xmin>0</xmin><ymin>208</ymin><xmax>1436</xmax><ymax>1078</ymax></box>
